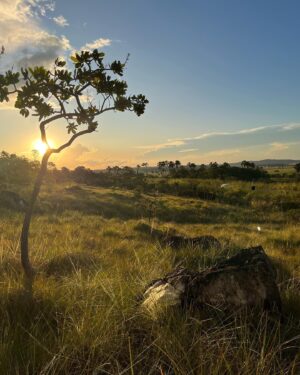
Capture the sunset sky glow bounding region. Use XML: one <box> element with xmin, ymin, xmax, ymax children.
<box><xmin>1</xmin><ymin>0</ymin><xmax>300</xmax><ymax>168</ymax></box>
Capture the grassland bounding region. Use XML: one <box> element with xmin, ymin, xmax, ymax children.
<box><xmin>0</xmin><ymin>177</ymin><xmax>299</xmax><ymax>374</ymax></box>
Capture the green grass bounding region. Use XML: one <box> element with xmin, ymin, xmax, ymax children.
<box><xmin>0</xmin><ymin>180</ymin><xmax>299</xmax><ymax>374</ymax></box>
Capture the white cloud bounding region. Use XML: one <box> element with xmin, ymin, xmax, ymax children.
<box><xmin>169</xmin><ymin>123</ymin><xmax>300</xmax><ymax>143</ymax></box>
<box><xmin>83</xmin><ymin>38</ymin><xmax>112</xmax><ymax>51</ymax></box>
<box><xmin>178</xmin><ymin>148</ymin><xmax>198</xmax><ymax>153</ymax></box>
<box><xmin>280</xmin><ymin>123</ymin><xmax>300</xmax><ymax>131</ymax></box>
<box><xmin>53</xmin><ymin>15</ymin><xmax>69</xmax><ymax>27</ymax></box>
<box><xmin>269</xmin><ymin>142</ymin><xmax>289</xmax><ymax>152</ymax></box>
<box><xmin>0</xmin><ymin>0</ymin><xmax>72</xmax><ymax>68</ymax></box>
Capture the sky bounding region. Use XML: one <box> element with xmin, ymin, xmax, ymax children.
<box><xmin>0</xmin><ymin>0</ymin><xmax>300</xmax><ymax>168</ymax></box>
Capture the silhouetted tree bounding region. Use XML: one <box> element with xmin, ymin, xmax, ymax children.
<box><xmin>157</xmin><ymin>161</ymin><xmax>167</xmax><ymax>174</ymax></box>
<box><xmin>241</xmin><ymin>160</ymin><xmax>255</xmax><ymax>168</ymax></box>
<box><xmin>294</xmin><ymin>163</ymin><xmax>300</xmax><ymax>173</ymax></box>
<box><xmin>168</xmin><ymin>161</ymin><xmax>175</xmax><ymax>170</ymax></box>
<box><xmin>0</xmin><ymin>50</ymin><xmax>148</xmax><ymax>277</ymax></box>
<box><xmin>187</xmin><ymin>162</ymin><xmax>197</xmax><ymax>170</ymax></box>
<box><xmin>123</xmin><ymin>166</ymin><xmax>135</xmax><ymax>176</ymax></box>
<box><xmin>175</xmin><ymin>160</ymin><xmax>181</xmax><ymax>169</ymax></box>
<box><xmin>141</xmin><ymin>162</ymin><xmax>148</xmax><ymax>174</ymax></box>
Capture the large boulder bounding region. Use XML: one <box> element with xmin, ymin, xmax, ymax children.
<box><xmin>142</xmin><ymin>246</ymin><xmax>281</xmax><ymax>317</ymax></box>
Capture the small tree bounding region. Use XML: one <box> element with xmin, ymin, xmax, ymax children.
<box><xmin>157</xmin><ymin>161</ymin><xmax>166</xmax><ymax>175</ymax></box>
<box><xmin>241</xmin><ymin>160</ymin><xmax>255</xmax><ymax>169</ymax></box>
<box><xmin>294</xmin><ymin>163</ymin><xmax>300</xmax><ymax>174</ymax></box>
<box><xmin>141</xmin><ymin>162</ymin><xmax>148</xmax><ymax>174</ymax></box>
<box><xmin>187</xmin><ymin>162</ymin><xmax>197</xmax><ymax>170</ymax></box>
<box><xmin>0</xmin><ymin>49</ymin><xmax>148</xmax><ymax>277</ymax></box>
<box><xmin>175</xmin><ymin>160</ymin><xmax>181</xmax><ymax>169</ymax></box>
<box><xmin>168</xmin><ymin>161</ymin><xmax>175</xmax><ymax>170</ymax></box>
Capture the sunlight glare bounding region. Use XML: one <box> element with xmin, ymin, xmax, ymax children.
<box><xmin>33</xmin><ymin>139</ymin><xmax>54</xmax><ymax>156</ymax></box>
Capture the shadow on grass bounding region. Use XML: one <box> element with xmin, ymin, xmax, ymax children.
<box><xmin>39</xmin><ymin>188</ymin><xmax>276</xmax><ymax>225</ymax></box>
<box><xmin>0</xmin><ymin>257</ymin><xmax>22</xmax><ymax>279</ymax></box>
<box><xmin>0</xmin><ymin>288</ymin><xmax>64</xmax><ymax>374</ymax></box>
<box><xmin>42</xmin><ymin>252</ymin><xmax>101</xmax><ymax>277</ymax></box>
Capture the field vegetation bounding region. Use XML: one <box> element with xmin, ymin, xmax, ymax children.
<box><xmin>0</xmin><ymin>153</ymin><xmax>300</xmax><ymax>374</ymax></box>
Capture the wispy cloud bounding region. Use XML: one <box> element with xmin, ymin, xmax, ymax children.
<box><xmin>169</xmin><ymin>123</ymin><xmax>299</xmax><ymax>143</ymax></box>
<box><xmin>268</xmin><ymin>141</ymin><xmax>300</xmax><ymax>153</ymax></box>
<box><xmin>280</xmin><ymin>123</ymin><xmax>300</xmax><ymax>131</ymax></box>
<box><xmin>136</xmin><ymin>140</ymin><xmax>185</xmax><ymax>153</ymax></box>
<box><xmin>53</xmin><ymin>15</ymin><xmax>69</xmax><ymax>27</ymax></box>
<box><xmin>136</xmin><ymin>122</ymin><xmax>300</xmax><ymax>157</ymax></box>
<box><xmin>178</xmin><ymin>148</ymin><xmax>198</xmax><ymax>153</ymax></box>
<box><xmin>82</xmin><ymin>38</ymin><xmax>112</xmax><ymax>51</ymax></box>
<box><xmin>269</xmin><ymin>142</ymin><xmax>290</xmax><ymax>152</ymax></box>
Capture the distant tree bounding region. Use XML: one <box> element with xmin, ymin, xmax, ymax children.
<box><xmin>0</xmin><ymin>50</ymin><xmax>148</xmax><ymax>278</ymax></box>
<box><xmin>157</xmin><ymin>161</ymin><xmax>166</xmax><ymax>174</ymax></box>
<box><xmin>112</xmin><ymin>166</ymin><xmax>121</xmax><ymax>175</ymax></box>
<box><xmin>221</xmin><ymin>162</ymin><xmax>230</xmax><ymax>168</ymax></box>
<box><xmin>187</xmin><ymin>162</ymin><xmax>197</xmax><ymax>170</ymax></box>
<box><xmin>209</xmin><ymin>162</ymin><xmax>219</xmax><ymax>169</ymax></box>
<box><xmin>141</xmin><ymin>162</ymin><xmax>148</xmax><ymax>174</ymax></box>
<box><xmin>175</xmin><ymin>160</ymin><xmax>181</xmax><ymax>169</ymax></box>
<box><xmin>294</xmin><ymin>163</ymin><xmax>300</xmax><ymax>173</ymax></box>
<box><xmin>168</xmin><ymin>161</ymin><xmax>175</xmax><ymax>170</ymax></box>
<box><xmin>241</xmin><ymin>160</ymin><xmax>255</xmax><ymax>169</ymax></box>
<box><xmin>123</xmin><ymin>166</ymin><xmax>135</xmax><ymax>176</ymax></box>
<box><xmin>136</xmin><ymin>164</ymin><xmax>141</xmax><ymax>174</ymax></box>
<box><xmin>60</xmin><ymin>166</ymin><xmax>71</xmax><ymax>181</ymax></box>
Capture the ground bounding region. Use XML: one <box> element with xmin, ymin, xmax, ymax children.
<box><xmin>0</xmin><ymin>177</ymin><xmax>299</xmax><ymax>374</ymax></box>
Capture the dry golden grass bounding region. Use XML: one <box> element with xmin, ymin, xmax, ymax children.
<box><xmin>0</xmin><ymin>181</ymin><xmax>299</xmax><ymax>374</ymax></box>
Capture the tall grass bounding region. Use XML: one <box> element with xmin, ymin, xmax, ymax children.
<box><xmin>0</xmin><ymin>181</ymin><xmax>299</xmax><ymax>374</ymax></box>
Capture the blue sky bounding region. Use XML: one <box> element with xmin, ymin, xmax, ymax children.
<box><xmin>0</xmin><ymin>0</ymin><xmax>300</xmax><ymax>167</ymax></box>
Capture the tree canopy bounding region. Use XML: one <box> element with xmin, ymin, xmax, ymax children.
<box><xmin>0</xmin><ymin>50</ymin><xmax>148</xmax><ymax>154</ymax></box>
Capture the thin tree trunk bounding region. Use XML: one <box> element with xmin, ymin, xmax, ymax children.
<box><xmin>20</xmin><ymin>151</ymin><xmax>51</xmax><ymax>278</ymax></box>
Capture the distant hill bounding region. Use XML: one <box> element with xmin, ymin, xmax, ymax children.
<box><xmin>231</xmin><ymin>159</ymin><xmax>300</xmax><ymax>167</ymax></box>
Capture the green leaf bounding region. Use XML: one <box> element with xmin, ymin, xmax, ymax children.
<box><xmin>70</xmin><ymin>55</ymin><xmax>79</xmax><ymax>63</ymax></box>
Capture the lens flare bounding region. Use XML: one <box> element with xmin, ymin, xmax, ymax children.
<box><xmin>32</xmin><ymin>139</ymin><xmax>54</xmax><ymax>155</ymax></box>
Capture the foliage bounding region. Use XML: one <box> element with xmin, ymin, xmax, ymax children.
<box><xmin>157</xmin><ymin>160</ymin><xmax>268</xmax><ymax>181</ymax></box>
<box><xmin>0</xmin><ymin>151</ymin><xmax>39</xmax><ymax>186</ymax></box>
<box><xmin>241</xmin><ymin>160</ymin><xmax>256</xmax><ymax>168</ymax></box>
<box><xmin>294</xmin><ymin>163</ymin><xmax>300</xmax><ymax>173</ymax></box>
<box><xmin>0</xmin><ymin>50</ymin><xmax>148</xmax><ymax>153</ymax></box>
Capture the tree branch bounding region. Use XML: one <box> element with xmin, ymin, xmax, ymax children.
<box><xmin>51</xmin><ymin>128</ymin><xmax>94</xmax><ymax>154</ymax></box>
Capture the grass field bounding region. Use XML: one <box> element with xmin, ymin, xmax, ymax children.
<box><xmin>0</xmin><ymin>178</ymin><xmax>300</xmax><ymax>374</ymax></box>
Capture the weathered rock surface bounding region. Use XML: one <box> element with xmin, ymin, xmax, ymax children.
<box><xmin>134</xmin><ymin>223</ymin><xmax>222</xmax><ymax>250</ymax></box>
<box><xmin>142</xmin><ymin>246</ymin><xmax>281</xmax><ymax>316</ymax></box>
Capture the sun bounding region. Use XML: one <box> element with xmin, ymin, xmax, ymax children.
<box><xmin>33</xmin><ymin>139</ymin><xmax>55</xmax><ymax>156</ymax></box>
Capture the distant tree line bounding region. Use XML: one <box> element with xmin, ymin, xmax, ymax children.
<box><xmin>156</xmin><ymin>160</ymin><xmax>268</xmax><ymax>181</ymax></box>
<box><xmin>3</xmin><ymin>153</ymin><xmax>299</xmax><ymax>191</ymax></box>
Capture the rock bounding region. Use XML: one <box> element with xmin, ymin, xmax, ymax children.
<box><xmin>142</xmin><ymin>246</ymin><xmax>281</xmax><ymax>317</ymax></box>
<box><xmin>143</xmin><ymin>279</ymin><xmax>185</xmax><ymax>314</ymax></box>
<box><xmin>134</xmin><ymin>223</ymin><xmax>222</xmax><ymax>251</ymax></box>
<box><xmin>164</xmin><ymin>234</ymin><xmax>222</xmax><ymax>250</ymax></box>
